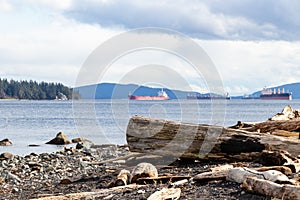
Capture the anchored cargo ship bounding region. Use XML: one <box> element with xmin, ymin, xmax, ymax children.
<box><xmin>187</xmin><ymin>93</ymin><xmax>231</xmax><ymax>100</ymax></box>
<box><xmin>260</xmin><ymin>87</ymin><xmax>292</xmax><ymax>100</ymax></box>
<box><xmin>128</xmin><ymin>89</ymin><xmax>170</xmax><ymax>100</ymax></box>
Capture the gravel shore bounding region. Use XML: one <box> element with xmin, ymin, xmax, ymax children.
<box><xmin>0</xmin><ymin>144</ymin><xmax>267</xmax><ymax>200</ymax></box>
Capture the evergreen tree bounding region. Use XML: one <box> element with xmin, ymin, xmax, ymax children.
<box><xmin>0</xmin><ymin>78</ymin><xmax>75</xmax><ymax>100</ymax></box>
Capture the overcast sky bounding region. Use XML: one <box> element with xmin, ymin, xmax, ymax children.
<box><xmin>0</xmin><ymin>0</ymin><xmax>300</xmax><ymax>95</ymax></box>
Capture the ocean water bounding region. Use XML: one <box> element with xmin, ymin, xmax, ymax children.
<box><xmin>0</xmin><ymin>99</ymin><xmax>299</xmax><ymax>156</ymax></box>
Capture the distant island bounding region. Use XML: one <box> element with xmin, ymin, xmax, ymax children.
<box><xmin>75</xmin><ymin>82</ymin><xmax>300</xmax><ymax>100</ymax></box>
<box><xmin>0</xmin><ymin>78</ymin><xmax>78</xmax><ymax>100</ymax></box>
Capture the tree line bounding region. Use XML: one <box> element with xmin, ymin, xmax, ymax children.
<box><xmin>0</xmin><ymin>78</ymin><xmax>79</xmax><ymax>100</ymax></box>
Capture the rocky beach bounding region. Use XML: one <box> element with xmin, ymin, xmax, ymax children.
<box><xmin>1</xmin><ymin>105</ymin><xmax>300</xmax><ymax>199</ymax></box>
<box><xmin>0</xmin><ymin>143</ymin><xmax>266</xmax><ymax>200</ymax></box>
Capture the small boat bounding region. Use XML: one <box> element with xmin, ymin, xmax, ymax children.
<box><xmin>128</xmin><ymin>89</ymin><xmax>170</xmax><ymax>100</ymax></box>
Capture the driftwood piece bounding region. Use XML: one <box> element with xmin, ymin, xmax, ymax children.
<box><xmin>230</xmin><ymin>119</ymin><xmax>300</xmax><ymax>134</ymax></box>
<box><xmin>147</xmin><ymin>188</ymin><xmax>181</xmax><ymax>200</ymax></box>
<box><xmin>136</xmin><ymin>176</ymin><xmax>191</xmax><ymax>185</ymax></box>
<box><xmin>33</xmin><ymin>184</ymin><xmax>145</xmax><ymax>200</ymax></box>
<box><xmin>193</xmin><ymin>170</ymin><xmax>229</xmax><ymax>183</ymax></box>
<box><xmin>227</xmin><ymin>167</ymin><xmax>294</xmax><ymax>184</ymax></box>
<box><xmin>252</xmin><ymin>120</ymin><xmax>300</xmax><ymax>134</ymax></box>
<box><xmin>243</xmin><ymin>177</ymin><xmax>300</xmax><ymax>200</ymax></box>
<box><xmin>193</xmin><ymin>164</ymin><xmax>234</xmax><ymax>183</ymax></box>
<box><xmin>126</xmin><ymin>116</ymin><xmax>300</xmax><ymax>161</ymax></box>
<box><xmin>252</xmin><ymin>166</ymin><xmax>293</xmax><ymax>175</ymax></box>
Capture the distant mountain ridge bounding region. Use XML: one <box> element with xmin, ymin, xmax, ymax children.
<box><xmin>74</xmin><ymin>82</ymin><xmax>300</xmax><ymax>100</ymax></box>
<box><xmin>74</xmin><ymin>83</ymin><xmax>189</xmax><ymax>99</ymax></box>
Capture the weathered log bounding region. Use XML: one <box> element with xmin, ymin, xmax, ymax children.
<box><xmin>242</xmin><ymin>177</ymin><xmax>300</xmax><ymax>200</ymax></box>
<box><xmin>230</xmin><ymin>119</ymin><xmax>300</xmax><ymax>134</ymax></box>
<box><xmin>126</xmin><ymin>116</ymin><xmax>300</xmax><ymax>161</ymax></box>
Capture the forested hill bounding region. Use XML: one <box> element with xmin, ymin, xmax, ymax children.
<box><xmin>0</xmin><ymin>78</ymin><xmax>74</xmax><ymax>100</ymax></box>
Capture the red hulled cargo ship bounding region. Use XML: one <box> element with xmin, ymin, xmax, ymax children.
<box><xmin>128</xmin><ymin>89</ymin><xmax>170</xmax><ymax>100</ymax></box>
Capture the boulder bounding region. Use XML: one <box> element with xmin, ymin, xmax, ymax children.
<box><xmin>130</xmin><ymin>162</ymin><xmax>158</xmax><ymax>183</ymax></box>
<box><xmin>0</xmin><ymin>152</ymin><xmax>14</xmax><ymax>160</ymax></box>
<box><xmin>46</xmin><ymin>132</ymin><xmax>71</xmax><ymax>145</ymax></box>
<box><xmin>0</xmin><ymin>138</ymin><xmax>12</xmax><ymax>146</ymax></box>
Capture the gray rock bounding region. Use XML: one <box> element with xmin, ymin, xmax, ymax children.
<box><xmin>0</xmin><ymin>152</ymin><xmax>14</xmax><ymax>160</ymax></box>
<box><xmin>0</xmin><ymin>138</ymin><xmax>12</xmax><ymax>146</ymax></box>
<box><xmin>46</xmin><ymin>132</ymin><xmax>71</xmax><ymax>145</ymax></box>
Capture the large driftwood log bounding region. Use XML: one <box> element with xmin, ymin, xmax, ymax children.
<box><xmin>126</xmin><ymin>116</ymin><xmax>300</xmax><ymax>162</ymax></box>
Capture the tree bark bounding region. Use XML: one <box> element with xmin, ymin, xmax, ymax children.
<box><xmin>126</xmin><ymin>116</ymin><xmax>300</xmax><ymax>162</ymax></box>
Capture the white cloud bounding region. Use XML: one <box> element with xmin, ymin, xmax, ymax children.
<box><xmin>0</xmin><ymin>0</ymin><xmax>13</xmax><ymax>12</ymax></box>
<box><xmin>25</xmin><ymin>0</ymin><xmax>72</xmax><ymax>10</ymax></box>
<box><xmin>199</xmin><ymin>39</ymin><xmax>300</xmax><ymax>94</ymax></box>
<box><xmin>0</xmin><ymin>11</ymin><xmax>122</xmax><ymax>86</ymax></box>
<box><xmin>64</xmin><ymin>0</ymin><xmax>300</xmax><ymax>40</ymax></box>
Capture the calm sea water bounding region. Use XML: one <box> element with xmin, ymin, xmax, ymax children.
<box><xmin>0</xmin><ymin>99</ymin><xmax>299</xmax><ymax>156</ymax></box>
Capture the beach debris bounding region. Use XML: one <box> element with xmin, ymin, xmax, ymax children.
<box><xmin>46</xmin><ymin>132</ymin><xmax>71</xmax><ymax>145</ymax></box>
<box><xmin>130</xmin><ymin>162</ymin><xmax>158</xmax><ymax>183</ymax></box>
<box><xmin>0</xmin><ymin>138</ymin><xmax>12</xmax><ymax>146</ymax></box>
<box><xmin>147</xmin><ymin>188</ymin><xmax>181</xmax><ymax>200</ymax></box>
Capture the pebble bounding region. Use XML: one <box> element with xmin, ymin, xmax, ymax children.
<box><xmin>12</xmin><ymin>188</ymin><xmax>19</xmax><ymax>193</ymax></box>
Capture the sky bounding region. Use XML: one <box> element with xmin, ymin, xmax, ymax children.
<box><xmin>0</xmin><ymin>0</ymin><xmax>300</xmax><ymax>95</ymax></box>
